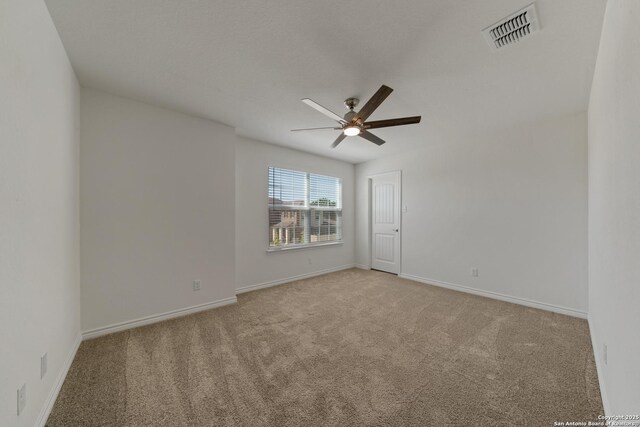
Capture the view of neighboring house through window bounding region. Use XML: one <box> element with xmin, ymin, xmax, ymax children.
<box><xmin>268</xmin><ymin>166</ymin><xmax>342</xmax><ymax>249</ymax></box>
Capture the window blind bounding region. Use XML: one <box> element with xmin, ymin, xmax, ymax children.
<box><xmin>268</xmin><ymin>166</ymin><xmax>342</xmax><ymax>248</ymax></box>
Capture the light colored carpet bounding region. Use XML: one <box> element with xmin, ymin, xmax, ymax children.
<box><xmin>47</xmin><ymin>269</ymin><xmax>602</xmax><ymax>426</ymax></box>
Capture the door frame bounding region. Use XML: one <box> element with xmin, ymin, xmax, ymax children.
<box><xmin>368</xmin><ymin>170</ymin><xmax>402</xmax><ymax>273</ymax></box>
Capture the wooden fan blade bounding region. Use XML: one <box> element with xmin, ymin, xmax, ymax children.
<box><xmin>302</xmin><ymin>98</ymin><xmax>345</xmax><ymax>123</ymax></box>
<box><xmin>331</xmin><ymin>133</ymin><xmax>347</xmax><ymax>148</ymax></box>
<box><xmin>364</xmin><ymin>116</ymin><xmax>421</xmax><ymax>129</ymax></box>
<box><xmin>291</xmin><ymin>126</ymin><xmax>341</xmax><ymax>132</ymax></box>
<box><xmin>356</xmin><ymin>85</ymin><xmax>393</xmax><ymax>122</ymax></box>
<box><xmin>359</xmin><ymin>130</ymin><xmax>386</xmax><ymax>146</ymax></box>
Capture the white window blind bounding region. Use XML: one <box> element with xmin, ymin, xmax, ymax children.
<box><xmin>268</xmin><ymin>166</ymin><xmax>342</xmax><ymax>249</ymax></box>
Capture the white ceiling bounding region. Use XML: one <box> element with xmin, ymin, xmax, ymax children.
<box><xmin>45</xmin><ymin>0</ymin><xmax>606</xmax><ymax>164</ymax></box>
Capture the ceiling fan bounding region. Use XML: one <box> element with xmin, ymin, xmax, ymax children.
<box><xmin>292</xmin><ymin>85</ymin><xmax>421</xmax><ymax>148</ymax></box>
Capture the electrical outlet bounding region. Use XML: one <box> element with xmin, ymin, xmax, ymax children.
<box><xmin>603</xmin><ymin>344</ymin><xmax>607</xmax><ymax>365</ymax></box>
<box><xmin>17</xmin><ymin>384</ymin><xmax>26</xmax><ymax>416</ymax></box>
<box><xmin>308</xmin><ymin>258</ymin><xmax>312</xmax><ymax>265</ymax></box>
<box><xmin>471</xmin><ymin>268</ymin><xmax>479</xmax><ymax>277</ymax></box>
<box><xmin>192</xmin><ymin>280</ymin><xmax>201</xmax><ymax>291</ymax></box>
<box><xmin>41</xmin><ymin>353</ymin><xmax>47</xmax><ymax>379</ymax></box>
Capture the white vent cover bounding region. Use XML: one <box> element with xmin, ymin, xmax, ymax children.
<box><xmin>482</xmin><ymin>3</ymin><xmax>540</xmax><ymax>50</ymax></box>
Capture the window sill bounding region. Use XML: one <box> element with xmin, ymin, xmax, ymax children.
<box><xmin>266</xmin><ymin>241</ymin><xmax>343</xmax><ymax>253</ymax></box>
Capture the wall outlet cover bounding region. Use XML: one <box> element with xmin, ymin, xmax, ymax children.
<box><xmin>193</xmin><ymin>280</ymin><xmax>201</xmax><ymax>291</ymax></box>
<box><xmin>17</xmin><ymin>384</ymin><xmax>26</xmax><ymax>415</ymax></box>
<box><xmin>41</xmin><ymin>353</ymin><xmax>48</xmax><ymax>379</ymax></box>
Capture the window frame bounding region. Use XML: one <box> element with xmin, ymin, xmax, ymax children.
<box><xmin>266</xmin><ymin>166</ymin><xmax>343</xmax><ymax>252</ymax></box>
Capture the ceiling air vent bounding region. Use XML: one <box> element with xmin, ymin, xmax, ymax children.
<box><xmin>482</xmin><ymin>3</ymin><xmax>540</xmax><ymax>50</ymax></box>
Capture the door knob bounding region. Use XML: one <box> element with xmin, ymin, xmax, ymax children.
<box><xmin>394</xmin><ymin>228</ymin><xmax>399</xmax><ymax>232</ymax></box>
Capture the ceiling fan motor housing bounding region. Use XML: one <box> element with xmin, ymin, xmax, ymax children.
<box><xmin>343</xmin><ymin>110</ymin><xmax>357</xmax><ymax>123</ymax></box>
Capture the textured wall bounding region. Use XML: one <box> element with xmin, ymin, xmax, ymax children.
<box><xmin>588</xmin><ymin>0</ymin><xmax>640</xmax><ymax>415</ymax></box>
<box><xmin>355</xmin><ymin>113</ymin><xmax>588</xmax><ymax>315</ymax></box>
<box><xmin>0</xmin><ymin>0</ymin><xmax>81</xmax><ymax>425</ymax></box>
<box><xmin>80</xmin><ymin>89</ymin><xmax>236</xmax><ymax>332</ymax></box>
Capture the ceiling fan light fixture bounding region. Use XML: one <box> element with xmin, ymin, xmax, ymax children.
<box><xmin>343</xmin><ymin>126</ymin><xmax>360</xmax><ymax>136</ymax></box>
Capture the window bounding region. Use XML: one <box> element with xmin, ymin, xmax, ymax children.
<box><xmin>268</xmin><ymin>166</ymin><xmax>342</xmax><ymax>249</ymax></box>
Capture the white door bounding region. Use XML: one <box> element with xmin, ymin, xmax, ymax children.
<box><xmin>371</xmin><ymin>171</ymin><xmax>401</xmax><ymax>274</ymax></box>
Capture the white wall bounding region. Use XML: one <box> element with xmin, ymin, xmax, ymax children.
<box><xmin>235</xmin><ymin>137</ymin><xmax>355</xmax><ymax>291</ymax></box>
<box><xmin>588</xmin><ymin>0</ymin><xmax>640</xmax><ymax>414</ymax></box>
<box><xmin>0</xmin><ymin>0</ymin><xmax>81</xmax><ymax>425</ymax></box>
<box><xmin>355</xmin><ymin>113</ymin><xmax>588</xmax><ymax>315</ymax></box>
<box><xmin>80</xmin><ymin>89</ymin><xmax>236</xmax><ymax>333</ymax></box>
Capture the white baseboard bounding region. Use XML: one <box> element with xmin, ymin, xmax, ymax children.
<box><xmin>587</xmin><ymin>315</ymin><xmax>610</xmax><ymax>416</ymax></box>
<box><xmin>398</xmin><ymin>273</ymin><xmax>587</xmax><ymax>319</ymax></box>
<box><xmin>236</xmin><ymin>264</ymin><xmax>355</xmax><ymax>294</ymax></box>
<box><xmin>82</xmin><ymin>296</ymin><xmax>237</xmax><ymax>340</ymax></box>
<box><xmin>355</xmin><ymin>264</ymin><xmax>370</xmax><ymax>270</ymax></box>
<box><xmin>37</xmin><ymin>332</ymin><xmax>82</xmax><ymax>427</ymax></box>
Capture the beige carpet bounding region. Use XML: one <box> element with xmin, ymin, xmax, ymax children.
<box><xmin>47</xmin><ymin>269</ymin><xmax>602</xmax><ymax>426</ymax></box>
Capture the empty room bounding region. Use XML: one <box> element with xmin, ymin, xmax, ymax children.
<box><xmin>2</xmin><ymin>0</ymin><xmax>639</xmax><ymax>425</ymax></box>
